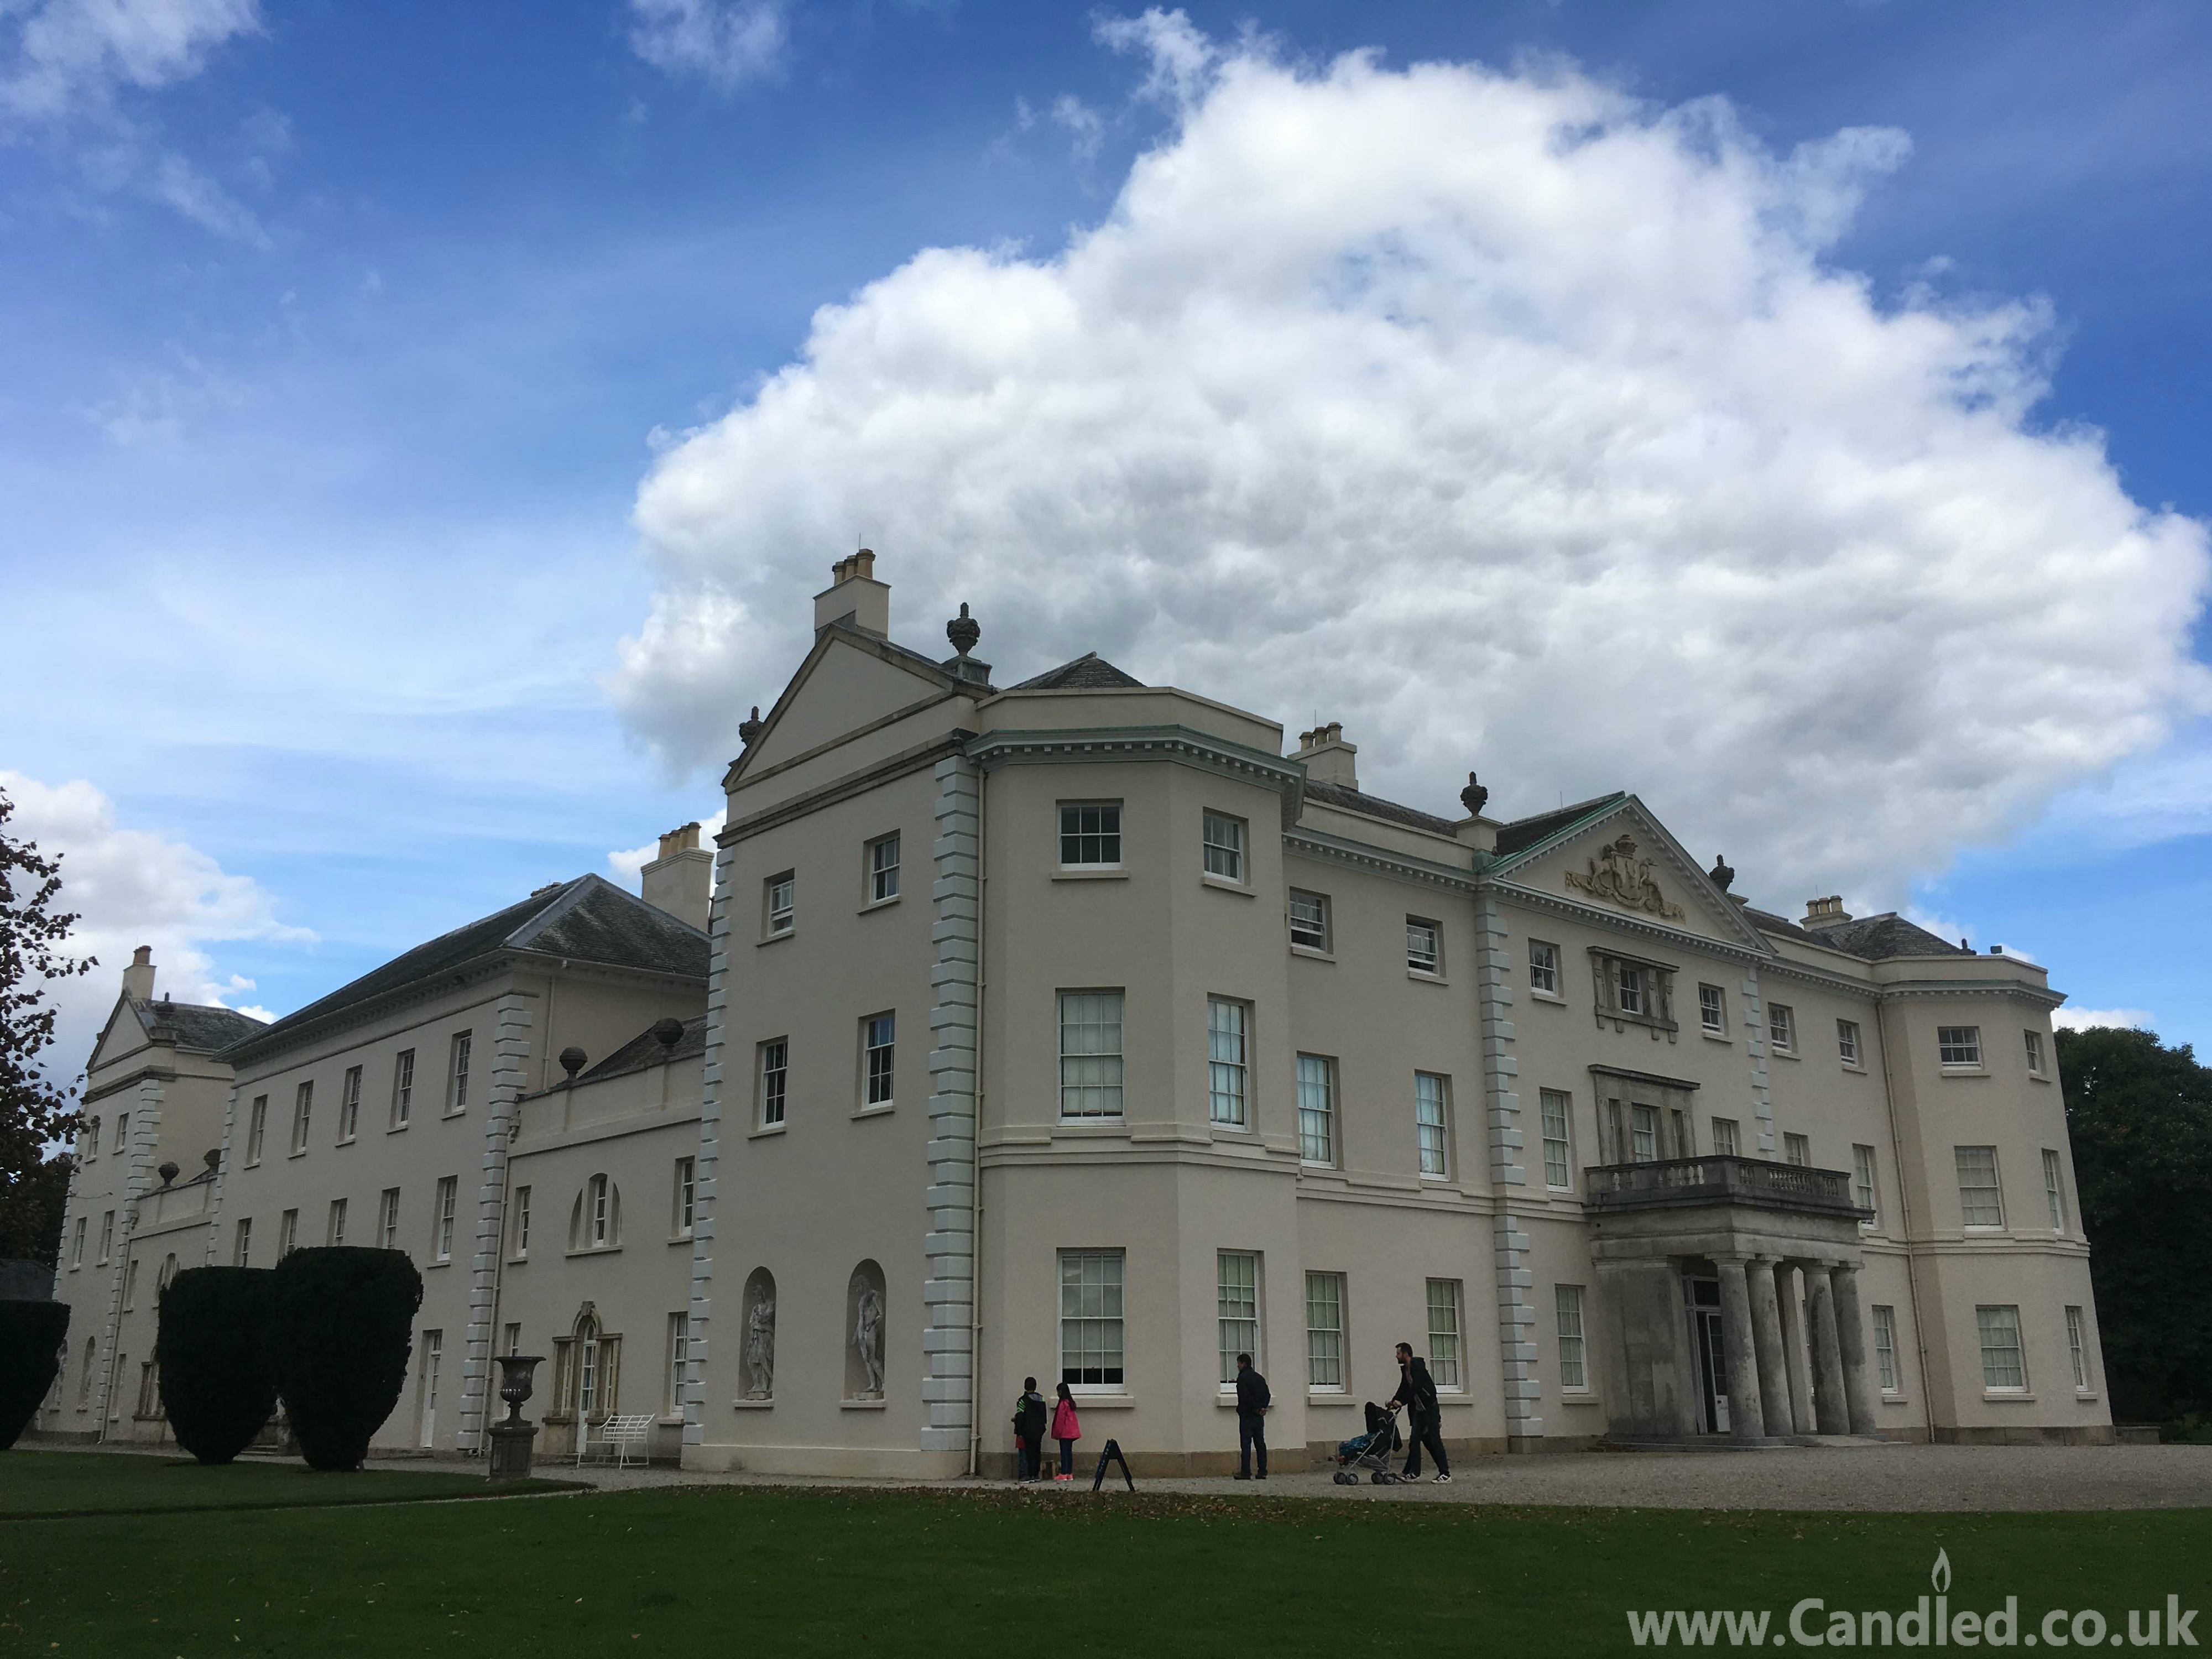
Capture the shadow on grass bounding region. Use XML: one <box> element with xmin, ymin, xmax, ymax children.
<box><xmin>0</xmin><ymin>1449</ymin><xmax>583</xmax><ymax>1519</ymax></box>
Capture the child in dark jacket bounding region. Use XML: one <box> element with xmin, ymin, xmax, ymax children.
<box><xmin>1013</xmin><ymin>1378</ymin><xmax>1050</xmax><ymax>1483</ymax></box>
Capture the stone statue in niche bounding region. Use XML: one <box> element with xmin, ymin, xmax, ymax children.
<box><xmin>852</xmin><ymin>1279</ymin><xmax>885</xmax><ymax>1397</ymax></box>
<box><xmin>1565</xmin><ymin>833</ymin><xmax>1687</xmax><ymax>921</ymax></box>
<box><xmin>744</xmin><ymin>1287</ymin><xmax>776</xmax><ymax>1399</ymax></box>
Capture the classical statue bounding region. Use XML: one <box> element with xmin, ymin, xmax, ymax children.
<box><xmin>853</xmin><ymin>1280</ymin><xmax>885</xmax><ymax>1397</ymax></box>
<box><xmin>1565</xmin><ymin>833</ymin><xmax>1687</xmax><ymax>921</ymax></box>
<box><xmin>744</xmin><ymin>1289</ymin><xmax>776</xmax><ymax>1399</ymax></box>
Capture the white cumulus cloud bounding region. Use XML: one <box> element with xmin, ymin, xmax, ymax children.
<box><xmin>608</xmin><ymin>15</ymin><xmax>2211</xmax><ymax>912</ymax></box>
<box><xmin>608</xmin><ymin>807</ymin><xmax>726</xmax><ymax>887</ymax></box>
<box><xmin>2</xmin><ymin>769</ymin><xmax>311</xmax><ymax>1089</ymax></box>
<box><xmin>627</xmin><ymin>0</ymin><xmax>786</xmax><ymax>92</ymax></box>
<box><xmin>1</xmin><ymin>0</ymin><xmax>259</xmax><ymax>121</ymax></box>
<box><xmin>2052</xmin><ymin>1006</ymin><xmax>2157</xmax><ymax>1034</ymax></box>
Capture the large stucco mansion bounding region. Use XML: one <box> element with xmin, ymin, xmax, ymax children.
<box><xmin>43</xmin><ymin>555</ymin><xmax>2111</xmax><ymax>1473</ymax></box>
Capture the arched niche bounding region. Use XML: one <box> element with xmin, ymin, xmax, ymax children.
<box><xmin>844</xmin><ymin>1260</ymin><xmax>886</xmax><ymax>1401</ymax></box>
<box><xmin>741</xmin><ymin>1267</ymin><xmax>776</xmax><ymax>1400</ymax></box>
<box><xmin>568</xmin><ymin>1174</ymin><xmax>622</xmax><ymax>1251</ymax></box>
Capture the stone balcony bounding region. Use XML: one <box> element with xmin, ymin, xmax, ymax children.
<box><xmin>1584</xmin><ymin>1154</ymin><xmax>1869</xmax><ymax>1222</ymax></box>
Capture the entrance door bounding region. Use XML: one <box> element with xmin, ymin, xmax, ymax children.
<box><xmin>419</xmin><ymin>1330</ymin><xmax>443</xmax><ymax>1449</ymax></box>
<box><xmin>1686</xmin><ymin>1278</ymin><xmax>1729</xmax><ymax>1433</ymax></box>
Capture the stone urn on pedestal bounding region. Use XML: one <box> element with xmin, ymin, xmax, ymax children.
<box><xmin>487</xmin><ymin>1354</ymin><xmax>546</xmax><ymax>1483</ymax></box>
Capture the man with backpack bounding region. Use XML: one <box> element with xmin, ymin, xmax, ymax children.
<box><xmin>1386</xmin><ymin>1341</ymin><xmax>1452</xmax><ymax>1483</ymax></box>
<box><xmin>1012</xmin><ymin>1376</ymin><xmax>1050</xmax><ymax>1484</ymax></box>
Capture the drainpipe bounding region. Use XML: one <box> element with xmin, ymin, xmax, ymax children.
<box><xmin>966</xmin><ymin>761</ymin><xmax>988</xmax><ymax>1479</ymax></box>
<box><xmin>1875</xmin><ymin>1000</ymin><xmax>1937</xmax><ymax>1444</ymax></box>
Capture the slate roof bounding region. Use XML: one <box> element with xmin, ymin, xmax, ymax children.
<box><xmin>561</xmin><ymin>1013</ymin><xmax>711</xmax><ymax>1087</ymax></box>
<box><xmin>228</xmin><ymin>875</ymin><xmax>709</xmax><ymax>1060</ymax></box>
<box><xmin>1491</xmin><ymin>794</ymin><xmax>1629</xmax><ymax>859</ymax></box>
<box><xmin>131</xmin><ymin>998</ymin><xmax>265</xmax><ymax>1053</ymax></box>
<box><xmin>1008</xmin><ymin>652</ymin><xmax>1146</xmax><ymax>691</ymax></box>
<box><xmin>1300</xmin><ymin>779</ymin><xmax>1463</xmax><ymax>837</ymax></box>
<box><xmin>1742</xmin><ymin>908</ymin><xmax>1971</xmax><ymax>961</ymax></box>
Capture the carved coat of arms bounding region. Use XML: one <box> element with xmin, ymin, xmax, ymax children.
<box><xmin>1565</xmin><ymin>834</ymin><xmax>1686</xmax><ymax>921</ymax></box>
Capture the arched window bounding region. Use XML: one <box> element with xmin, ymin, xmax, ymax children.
<box><xmin>554</xmin><ymin>1305</ymin><xmax>620</xmax><ymax>1426</ymax></box>
<box><xmin>568</xmin><ymin>1175</ymin><xmax>620</xmax><ymax>1251</ymax></box>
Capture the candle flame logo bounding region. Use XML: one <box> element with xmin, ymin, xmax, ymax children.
<box><xmin>1931</xmin><ymin>1548</ymin><xmax>1952</xmax><ymax>1593</ymax></box>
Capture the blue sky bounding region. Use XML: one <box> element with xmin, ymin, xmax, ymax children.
<box><xmin>4</xmin><ymin>0</ymin><xmax>2209</xmax><ymax>1070</ymax></box>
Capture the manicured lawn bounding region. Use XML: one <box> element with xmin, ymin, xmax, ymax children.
<box><xmin>6</xmin><ymin>1480</ymin><xmax>2208</xmax><ymax>1656</ymax></box>
<box><xmin>0</xmin><ymin>1449</ymin><xmax>572</xmax><ymax>1519</ymax></box>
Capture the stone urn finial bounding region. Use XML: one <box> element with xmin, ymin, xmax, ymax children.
<box><xmin>1459</xmin><ymin>770</ymin><xmax>1488</xmax><ymax>818</ymax></box>
<box><xmin>157</xmin><ymin>1160</ymin><xmax>180</xmax><ymax>1187</ymax></box>
<box><xmin>559</xmin><ymin>1046</ymin><xmax>587</xmax><ymax>1079</ymax></box>
<box><xmin>946</xmin><ymin>601</ymin><xmax>980</xmax><ymax>660</ymax></box>
<box><xmin>1709</xmin><ymin>853</ymin><xmax>1735</xmax><ymax>893</ymax></box>
<box><xmin>738</xmin><ymin>705</ymin><xmax>763</xmax><ymax>746</ymax></box>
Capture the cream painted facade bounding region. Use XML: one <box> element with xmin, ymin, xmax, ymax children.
<box><xmin>40</xmin><ymin>556</ymin><xmax>2109</xmax><ymax>1471</ymax></box>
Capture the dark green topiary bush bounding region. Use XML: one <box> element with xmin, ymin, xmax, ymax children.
<box><xmin>0</xmin><ymin>1300</ymin><xmax>70</xmax><ymax>1449</ymax></box>
<box><xmin>269</xmin><ymin>1247</ymin><xmax>422</xmax><ymax>1471</ymax></box>
<box><xmin>155</xmin><ymin>1266</ymin><xmax>276</xmax><ymax>1464</ymax></box>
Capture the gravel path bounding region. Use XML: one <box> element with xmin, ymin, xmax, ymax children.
<box><xmin>486</xmin><ymin>1442</ymin><xmax>2212</xmax><ymax>1512</ymax></box>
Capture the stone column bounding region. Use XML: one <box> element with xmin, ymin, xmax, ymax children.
<box><xmin>1775</xmin><ymin>1262</ymin><xmax>1815</xmax><ymax>1438</ymax></box>
<box><xmin>1713</xmin><ymin>1257</ymin><xmax>1765</xmax><ymax>1443</ymax></box>
<box><xmin>1826</xmin><ymin>1264</ymin><xmax>1881</xmax><ymax>1436</ymax></box>
<box><xmin>1806</xmin><ymin>1262</ymin><xmax>1851</xmax><ymax>1434</ymax></box>
<box><xmin>1744</xmin><ymin>1255</ymin><xmax>1795</xmax><ymax>1437</ymax></box>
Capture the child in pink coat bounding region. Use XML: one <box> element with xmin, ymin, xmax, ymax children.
<box><xmin>1050</xmin><ymin>1383</ymin><xmax>1081</xmax><ymax>1481</ymax></box>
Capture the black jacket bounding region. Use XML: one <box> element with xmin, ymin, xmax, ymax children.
<box><xmin>1392</xmin><ymin>1358</ymin><xmax>1439</xmax><ymax>1425</ymax></box>
<box><xmin>1234</xmin><ymin>1366</ymin><xmax>1271</xmax><ymax>1414</ymax></box>
<box><xmin>1014</xmin><ymin>1390</ymin><xmax>1048</xmax><ymax>1441</ymax></box>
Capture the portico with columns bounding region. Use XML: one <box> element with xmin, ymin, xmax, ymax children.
<box><xmin>1585</xmin><ymin>1152</ymin><xmax>1881</xmax><ymax>1443</ymax></box>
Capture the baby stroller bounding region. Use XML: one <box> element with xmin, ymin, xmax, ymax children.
<box><xmin>1332</xmin><ymin>1401</ymin><xmax>1405</xmax><ymax>1486</ymax></box>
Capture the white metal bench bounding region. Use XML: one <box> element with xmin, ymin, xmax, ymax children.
<box><xmin>576</xmin><ymin>1413</ymin><xmax>656</xmax><ymax>1469</ymax></box>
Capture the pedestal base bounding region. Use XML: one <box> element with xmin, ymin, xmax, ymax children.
<box><xmin>487</xmin><ymin>1421</ymin><xmax>539</xmax><ymax>1483</ymax></box>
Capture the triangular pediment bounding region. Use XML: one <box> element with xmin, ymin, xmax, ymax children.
<box><xmin>88</xmin><ymin>997</ymin><xmax>154</xmax><ymax>1074</ymax></box>
<box><xmin>727</xmin><ymin>626</ymin><xmax>961</xmax><ymax>785</ymax></box>
<box><xmin>1490</xmin><ymin>795</ymin><xmax>1771</xmax><ymax>953</ymax></box>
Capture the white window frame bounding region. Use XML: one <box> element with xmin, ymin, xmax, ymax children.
<box><xmin>1288</xmin><ymin>889</ymin><xmax>1330</xmax><ymax>953</ymax></box>
<box><xmin>1527</xmin><ymin>940</ymin><xmax>1559</xmax><ymax>996</ymax></box>
<box><xmin>277</xmin><ymin>1209</ymin><xmax>298</xmax><ymax>1258</ymax></box>
<box><xmin>1057</xmin><ymin>1249</ymin><xmax>1125</xmax><ymax>1393</ymax></box>
<box><xmin>2041</xmin><ymin>1148</ymin><xmax>2065</xmax><ymax>1230</ymax></box>
<box><xmin>291</xmin><ymin>1081</ymin><xmax>313</xmax><ymax>1156</ymax></box>
<box><xmin>1955</xmin><ymin>1145</ymin><xmax>2005</xmax><ymax>1229</ymax></box>
<box><xmin>2024</xmin><ymin>1029</ymin><xmax>2046</xmax><ymax>1076</ymax></box>
<box><xmin>233</xmin><ymin>1217</ymin><xmax>251</xmax><ymax>1267</ymax></box>
<box><xmin>1711</xmin><ymin>1117</ymin><xmax>1740</xmax><ymax>1157</ymax></box>
<box><xmin>1697</xmin><ymin>984</ymin><xmax>1726</xmax><ymax>1035</ymax></box>
<box><xmin>512</xmin><ymin>1185</ymin><xmax>531</xmax><ymax>1256</ymax></box>
<box><xmin>71</xmin><ymin>1217</ymin><xmax>85</xmax><ymax>1269</ymax></box>
<box><xmin>1207</xmin><ymin>997</ymin><xmax>1249</xmax><ymax>1128</ymax></box>
<box><xmin>1783</xmin><ymin>1132</ymin><xmax>1811</xmax><ymax>1168</ymax></box>
<box><xmin>1305</xmin><ymin>1271</ymin><xmax>1345</xmax><ymax>1392</ymax></box>
<box><xmin>1873</xmin><ymin>1305</ymin><xmax>1901</xmax><ymax>1393</ymax></box>
<box><xmin>1057</xmin><ymin>802</ymin><xmax>1123</xmax><ymax>869</ymax></box>
<box><xmin>340</xmin><ymin>1065</ymin><xmax>362</xmax><ymax>1141</ymax></box>
<box><xmin>1296</xmin><ymin>1053</ymin><xmax>1337</xmax><ymax>1167</ymax></box>
<box><xmin>867</xmin><ymin>832</ymin><xmax>901</xmax><ymax>904</ymax></box>
<box><xmin>392</xmin><ymin>1050</ymin><xmax>415</xmax><ymax>1129</ymax></box>
<box><xmin>1202</xmin><ymin>810</ymin><xmax>1245</xmax><ymax>883</ymax></box>
<box><xmin>1425</xmin><ymin>1279</ymin><xmax>1464</xmax><ymax>1391</ymax></box>
<box><xmin>1768</xmin><ymin>1003</ymin><xmax>1795</xmax><ymax>1053</ymax></box>
<box><xmin>1630</xmin><ymin>1104</ymin><xmax>1658</xmax><ymax>1163</ymax></box>
<box><xmin>246</xmin><ymin>1095</ymin><xmax>268</xmax><ymax>1165</ymax></box>
<box><xmin>673</xmin><ymin>1158</ymin><xmax>695</xmax><ymax>1238</ymax></box>
<box><xmin>1975</xmin><ymin>1304</ymin><xmax>2027</xmax><ymax>1392</ymax></box>
<box><xmin>1852</xmin><ymin>1144</ymin><xmax>1879</xmax><ymax>1227</ymax></box>
<box><xmin>758</xmin><ymin>1038</ymin><xmax>789</xmax><ymax>1129</ymax></box>
<box><xmin>1216</xmin><ymin>1250</ymin><xmax>1259</xmax><ymax>1388</ymax></box>
<box><xmin>1617</xmin><ymin>963</ymin><xmax>1645</xmax><ymax>1016</ymax></box>
<box><xmin>448</xmin><ymin>1030</ymin><xmax>472</xmax><ymax>1114</ymax></box>
<box><xmin>97</xmin><ymin>1210</ymin><xmax>113</xmax><ymax>1264</ymax></box>
<box><xmin>862</xmin><ymin>1013</ymin><xmax>896</xmax><ymax>1109</ymax></box>
<box><xmin>1837</xmin><ymin>1019</ymin><xmax>1861</xmax><ymax>1067</ymax></box>
<box><xmin>666</xmin><ymin>1311</ymin><xmax>691</xmax><ymax>1417</ymax></box>
<box><xmin>1540</xmin><ymin>1088</ymin><xmax>1572</xmax><ymax>1190</ymax></box>
<box><xmin>1938</xmin><ymin>1025</ymin><xmax>1983</xmax><ymax>1068</ymax></box>
<box><xmin>433</xmin><ymin>1176</ymin><xmax>457</xmax><ymax>1262</ymax></box>
<box><xmin>588</xmin><ymin>1173</ymin><xmax>612</xmax><ymax>1248</ymax></box>
<box><xmin>1555</xmin><ymin>1285</ymin><xmax>1588</xmax><ymax>1392</ymax></box>
<box><xmin>765</xmin><ymin>871</ymin><xmax>796</xmax><ymax>937</ymax></box>
<box><xmin>327</xmin><ymin>1198</ymin><xmax>347</xmax><ymax>1246</ymax></box>
<box><xmin>2065</xmin><ymin>1305</ymin><xmax>2091</xmax><ymax>1392</ymax></box>
<box><xmin>1415</xmin><ymin>1072</ymin><xmax>1451</xmax><ymax>1180</ymax></box>
<box><xmin>379</xmin><ymin>1188</ymin><xmax>401</xmax><ymax>1250</ymax></box>
<box><xmin>1057</xmin><ymin>991</ymin><xmax>1125</xmax><ymax>1120</ymax></box>
<box><xmin>1406</xmin><ymin>916</ymin><xmax>1442</xmax><ymax>977</ymax></box>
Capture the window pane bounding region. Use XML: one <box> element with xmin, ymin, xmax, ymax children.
<box><xmin>1785</xmin><ymin>1133</ymin><xmax>1810</xmax><ymax>1168</ymax></box>
<box><xmin>1540</xmin><ymin>1088</ymin><xmax>1571</xmax><ymax>1188</ymax></box>
<box><xmin>1853</xmin><ymin>1145</ymin><xmax>1878</xmax><ymax>1224</ymax></box>
<box><xmin>1872</xmin><ymin>1305</ymin><xmax>1899</xmax><ymax>1392</ymax></box>
<box><xmin>1059</xmin><ymin>992</ymin><xmax>1126</xmax><ymax>1119</ymax></box>
<box><xmin>1939</xmin><ymin>1026</ymin><xmax>1982</xmax><ymax>1066</ymax></box>
<box><xmin>1305</xmin><ymin>1272</ymin><xmax>1343</xmax><ymax>1390</ymax></box>
<box><xmin>1058</xmin><ymin>1250</ymin><xmax>1125</xmax><ymax>1388</ymax></box>
<box><xmin>2041</xmin><ymin>1149</ymin><xmax>2065</xmax><ymax>1229</ymax></box>
<box><xmin>1712</xmin><ymin>1117</ymin><xmax>1740</xmax><ymax>1157</ymax></box>
<box><xmin>1425</xmin><ymin>1280</ymin><xmax>1462</xmax><ymax>1390</ymax></box>
<box><xmin>1768</xmin><ymin>1004</ymin><xmax>1792</xmax><ymax>1048</ymax></box>
<box><xmin>1630</xmin><ymin>1104</ymin><xmax>1657</xmax><ymax>1162</ymax></box>
<box><xmin>1407</xmin><ymin>919</ymin><xmax>1439</xmax><ymax>975</ymax></box>
<box><xmin>1976</xmin><ymin>1305</ymin><xmax>2025</xmax><ymax>1390</ymax></box>
<box><xmin>2065</xmin><ymin>1306</ymin><xmax>2089</xmax><ymax>1390</ymax></box>
<box><xmin>1955</xmin><ymin>1146</ymin><xmax>2003</xmax><ymax>1227</ymax></box>
<box><xmin>1556</xmin><ymin>1285</ymin><xmax>1587</xmax><ymax>1390</ymax></box>
<box><xmin>1288</xmin><ymin>890</ymin><xmax>1328</xmax><ymax>951</ymax></box>
<box><xmin>761</xmin><ymin>1040</ymin><xmax>788</xmax><ymax>1126</ymax></box>
<box><xmin>870</xmin><ymin>834</ymin><xmax>900</xmax><ymax>901</ymax></box>
<box><xmin>1527</xmin><ymin>940</ymin><xmax>1557</xmax><ymax>994</ymax></box>
<box><xmin>1207</xmin><ymin>998</ymin><xmax>1248</xmax><ymax>1126</ymax></box>
<box><xmin>1216</xmin><ymin>1252</ymin><xmax>1258</xmax><ymax>1385</ymax></box>
<box><xmin>1202</xmin><ymin>812</ymin><xmax>1244</xmax><ymax>880</ymax></box>
<box><xmin>1838</xmin><ymin>1020</ymin><xmax>1860</xmax><ymax>1065</ymax></box>
<box><xmin>1698</xmin><ymin>984</ymin><xmax>1725</xmax><ymax>1033</ymax></box>
<box><xmin>1415</xmin><ymin>1073</ymin><xmax>1448</xmax><ymax>1177</ymax></box>
<box><xmin>865</xmin><ymin>1014</ymin><xmax>895</xmax><ymax>1107</ymax></box>
<box><xmin>1618</xmin><ymin>965</ymin><xmax>1644</xmax><ymax>1015</ymax></box>
<box><xmin>1296</xmin><ymin>1054</ymin><xmax>1335</xmax><ymax>1165</ymax></box>
<box><xmin>1060</xmin><ymin>804</ymin><xmax>1122</xmax><ymax>867</ymax></box>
